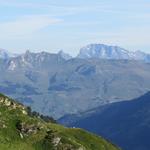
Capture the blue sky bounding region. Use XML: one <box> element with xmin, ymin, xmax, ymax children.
<box><xmin>0</xmin><ymin>0</ymin><xmax>150</xmax><ymax>56</ymax></box>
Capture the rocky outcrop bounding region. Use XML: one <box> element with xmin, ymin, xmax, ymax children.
<box><xmin>16</xmin><ymin>121</ymin><xmax>42</xmax><ymax>138</ymax></box>
<box><xmin>0</xmin><ymin>95</ymin><xmax>27</xmax><ymax>115</ymax></box>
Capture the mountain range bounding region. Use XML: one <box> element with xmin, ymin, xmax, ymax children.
<box><xmin>0</xmin><ymin>44</ymin><xmax>150</xmax><ymax>119</ymax></box>
<box><xmin>0</xmin><ymin>43</ymin><xmax>150</xmax><ymax>149</ymax></box>
<box><xmin>1</xmin><ymin>44</ymin><xmax>150</xmax><ymax>62</ymax></box>
<box><xmin>59</xmin><ymin>92</ymin><xmax>150</xmax><ymax>150</ymax></box>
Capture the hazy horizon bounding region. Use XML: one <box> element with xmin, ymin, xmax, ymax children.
<box><xmin>1</xmin><ymin>42</ymin><xmax>150</xmax><ymax>57</ymax></box>
<box><xmin>0</xmin><ymin>0</ymin><xmax>150</xmax><ymax>56</ymax></box>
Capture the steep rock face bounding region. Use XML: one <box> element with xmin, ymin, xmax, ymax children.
<box><xmin>59</xmin><ymin>92</ymin><xmax>150</xmax><ymax>150</ymax></box>
<box><xmin>0</xmin><ymin>93</ymin><xmax>120</xmax><ymax>150</ymax></box>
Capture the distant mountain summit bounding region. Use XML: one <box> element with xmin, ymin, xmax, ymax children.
<box><xmin>0</xmin><ymin>49</ymin><xmax>18</xmax><ymax>59</ymax></box>
<box><xmin>77</xmin><ymin>44</ymin><xmax>150</xmax><ymax>62</ymax></box>
<box><xmin>0</xmin><ymin>48</ymin><xmax>72</xmax><ymax>63</ymax></box>
<box><xmin>7</xmin><ymin>50</ymin><xmax>66</xmax><ymax>70</ymax></box>
<box><xmin>58</xmin><ymin>50</ymin><xmax>72</xmax><ymax>60</ymax></box>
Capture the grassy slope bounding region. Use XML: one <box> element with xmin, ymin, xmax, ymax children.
<box><xmin>0</xmin><ymin>94</ymin><xmax>120</xmax><ymax>150</ymax></box>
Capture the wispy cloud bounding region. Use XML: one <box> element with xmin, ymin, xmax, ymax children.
<box><xmin>0</xmin><ymin>0</ymin><xmax>150</xmax><ymax>54</ymax></box>
<box><xmin>0</xmin><ymin>1</ymin><xmax>110</xmax><ymax>16</ymax></box>
<box><xmin>1</xmin><ymin>0</ymin><xmax>150</xmax><ymax>20</ymax></box>
<box><xmin>0</xmin><ymin>1</ymin><xmax>62</xmax><ymax>9</ymax></box>
<box><xmin>0</xmin><ymin>15</ymin><xmax>62</xmax><ymax>38</ymax></box>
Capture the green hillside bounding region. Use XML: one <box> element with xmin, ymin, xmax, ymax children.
<box><xmin>0</xmin><ymin>93</ymin><xmax>120</xmax><ymax>150</ymax></box>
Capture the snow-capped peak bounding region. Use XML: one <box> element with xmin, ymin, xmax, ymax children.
<box><xmin>77</xmin><ymin>44</ymin><xmax>150</xmax><ymax>62</ymax></box>
<box><xmin>77</xmin><ymin>44</ymin><xmax>132</xmax><ymax>59</ymax></box>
